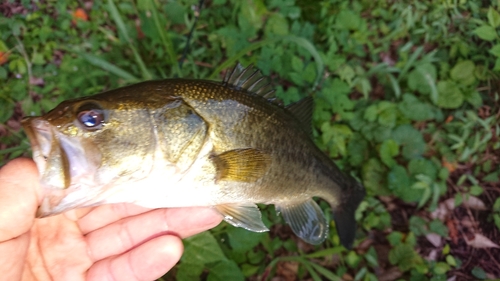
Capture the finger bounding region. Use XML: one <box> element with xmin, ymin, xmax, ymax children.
<box><xmin>86</xmin><ymin>207</ymin><xmax>221</xmax><ymax>261</ymax></box>
<box><xmin>87</xmin><ymin>235</ymin><xmax>183</xmax><ymax>281</ymax></box>
<box><xmin>0</xmin><ymin>232</ymin><xmax>30</xmax><ymax>281</ymax></box>
<box><xmin>78</xmin><ymin>203</ymin><xmax>153</xmax><ymax>234</ymax></box>
<box><xmin>0</xmin><ymin>158</ymin><xmax>40</xmax><ymax>241</ymax></box>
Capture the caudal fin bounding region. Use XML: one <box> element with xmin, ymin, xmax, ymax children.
<box><xmin>332</xmin><ymin>179</ymin><xmax>365</xmax><ymax>249</ymax></box>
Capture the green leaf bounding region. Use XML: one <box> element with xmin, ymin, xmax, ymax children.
<box><xmin>436</xmin><ymin>80</ymin><xmax>464</xmax><ymax>109</ymax></box>
<box><xmin>388</xmin><ymin>244</ymin><xmax>421</xmax><ymax>272</ymax></box>
<box><xmin>450</xmin><ymin>60</ymin><xmax>476</xmax><ymax>86</ymax></box>
<box><xmin>433</xmin><ymin>262</ymin><xmax>450</xmax><ymax>275</ymax></box>
<box><xmin>207</xmin><ymin>260</ymin><xmax>245</xmax><ymax>281</ymax></box>
<box><xmin>408</xmin><ymin>158</ymin><xmax>437</xmax><ymax>180</ymax></box>
<box><xmin>391</xmin><ymin>125</ymin><xmax>426</xmax><ymax>159</ymax></box>
<box><xmin>490</xmin><ymin>44</ymin><xmax>500</xmax><ymax>57</ymax></box>
<box><xmin>227</xmin><ymin>226</ymin><xmax>265</xmax><ymax>253</ymax></box>
<box><xmin>182</xmin><ymin>232</ymin><xmax>226</xmax><ymax>265</ymax></box>
<box><xmin>336</xmin><ymin>10</ymin><xmax>361</xmax><ymax>30</ymax></box>
<box><xmin>347</xmin><ymin>134</ymin><xmax>368</xmax><ymax>166</ymax></box>
<box><xmin>407</xmin><ymin>63</ymin><xmax>437</xmax><ymax>96</ymax></box>
<box><xmin>379</xmin><ymin>139</ymin><xmax>399</xmax><ymax>168</ymax></box>
<box><xmin>362</xmin><ymin>158</ymin><xmax>389</xmax><ymax>196</ymax></box>
<box><xmin>429</xmin><ymin>220</ymin><xmax>448</xmax><ymax>237</ymax></box>
<box><xmin>176</xmin><ymin>261</ymin><xmax>204</xmax><ymax>281</ymax></box>
<box><xmin>398</xmin><ymin>94</ymin><xmax>435</xmax><ymax>121</ymax></box>
<box><xmin>265</xmin><ymin>13</ymin><xmax>289</xmax><ymax>36</ymax></box>
<box><xmin>473</xmin><ymin>25</ymin><xmax>497</xmax><ymax>41</ymax></box>
<box><xmin>471</xmin><ymin>266</ymin><xmax>487</xmax><ymax>279</ymax></box>
<box><xmin>488</xmin><ymin>7</ymin><xmax>500</xmax><ymax>28</ymax></box>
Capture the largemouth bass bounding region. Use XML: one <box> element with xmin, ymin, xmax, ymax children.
<box><xmin>22</xmin><ymin>64</ymin><xmax>365</xmax><ymax>248</ymax></box>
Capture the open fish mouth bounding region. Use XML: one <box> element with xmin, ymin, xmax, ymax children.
<box><xmin>22</xmin><ymin>117</ymin><xmax>92</xmax><ymax>190</ymax></box>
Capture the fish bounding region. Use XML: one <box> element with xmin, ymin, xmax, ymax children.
<box><xmin>21</xmin><ymin>63</ymin><xmax>365</xmax><ymax>248</ymax></box>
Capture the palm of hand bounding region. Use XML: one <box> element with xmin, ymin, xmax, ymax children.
<box><xmin>0</xmin><ymin>159</ymin><xmax>222</xmax><ymax>281</ymax></box>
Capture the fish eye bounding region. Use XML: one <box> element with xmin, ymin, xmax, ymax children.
<box><xmin>78</xmin><ymin>110</ymin><xmax>104</xmax><ymax>128</ymax></box>
<box><xmin>76</xmin><ymin>102</ymin><xmax>105</xmax><ymax>130</ymax></box>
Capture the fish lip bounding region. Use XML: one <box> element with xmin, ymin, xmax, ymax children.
<box><xmin>22</xmin><ymin>117</ymin><xmax>51</xmax><ymax>176</ymax></box>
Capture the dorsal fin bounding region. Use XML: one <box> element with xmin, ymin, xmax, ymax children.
<box><xmin>286</xmin><ymin>96</ymin><xmax>313</xmax><ymax>136</ymax></box>
<box><xmin>223</xmin><ymin>63</ymin><xmax>276</xmax><ymax>98</ymax></box>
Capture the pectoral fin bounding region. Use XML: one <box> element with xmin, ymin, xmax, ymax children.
<box><xmin>276</xmin><ymin>199</ymin><xmax>329</xmax><ymax>245</ymax></box>
<box><xmin>210</xmin><ymin>148</ymin><xmax>271</xmax><ymax>182</ymax></box>
<box><xmin>215</xmin><ymin>203</ymin><xmax>269</xmax><ymax>232</ymax></box>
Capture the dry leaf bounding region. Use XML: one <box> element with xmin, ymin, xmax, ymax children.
<box><xmin>426</xmin><ymin>233</ymin><xmax>442</xmax><ymax>247</ymax></box>
<box><xmin>446</xmin><ymin>219</ymin><xmax>458</xmax><ymax>244</ymax></box>
<box><xmin>461</xmin><ymin>195</ymin><xmax>487</xmax><ymax>210</ymax></box>
<box><xmin>0</xmin><ymin>51</ymin><xmax>8</xmax><ymax>65</ymax></box>
<box><xmin>466</xmin><ymin>233</ymin><xmax>500</xmax><ymax>249</ymax></box>
<box><xmin>442</xmin><ymin>157</ymin><xmax>457</xmax><ymax>172</ymax></box>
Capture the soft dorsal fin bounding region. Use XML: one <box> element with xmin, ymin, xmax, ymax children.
<box><xmin>223</xmin><ymin>63</ymin><xmax>276</xmax><ymax>98</ymax></box>
<box><xmin>286</xmin><ymin>96</ymin><xmax>314</xmax><ymax>136</ymax></box>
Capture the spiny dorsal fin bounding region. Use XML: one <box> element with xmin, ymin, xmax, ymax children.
<box><xmin>286</xmin><ymin>96</ymin><xmax>314</xmax><ymax>136</ymax></box>
<box><xmin>223</xmin><ymin>63</ymin><xmax>276</xmax><ymax>98</ymax></box>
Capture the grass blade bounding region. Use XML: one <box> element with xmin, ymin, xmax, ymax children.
<box><xmin>78</xmin><ymin>52</ymin><xmax>139</xmax><ymax>82</ymax></box>
<box><xmin>387</xmin><ymin>73</ymin><xmax>401</xmax><ymax>98</ymax></box>
<box><xmin>107</xmin><ymin>0</ymin><xmax>152</xmax><ymax>80</ymax></box>
<box><xmin>145</xmin><ymin>0</ymin><xmax>181</xmax><ymax>77</ymax></box>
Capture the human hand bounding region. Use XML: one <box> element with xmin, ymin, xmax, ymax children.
<box><xmin>0</xmin><ymin>158</ymin><xmax>222</xmax><ymax>281</ymax></box>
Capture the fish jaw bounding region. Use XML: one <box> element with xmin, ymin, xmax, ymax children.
<box><xmin>22</xmin><ymin>116</ymin><xmax>102</xmax><ymax>216</ymax></box>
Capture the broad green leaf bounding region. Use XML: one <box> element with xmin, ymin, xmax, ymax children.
<box><xmin>436</xmin><ymin>80</ymin><xmax>464</xmax><ymax>109</ymax></box>
<box><xmin>362</xmin><ymin>158</ymin><xmax>389</xmax><ymax>196</ymax></box>
<box><xmin>398</xmin><ymin>94</ymin><xmax>435</xmax><ymax>121</ymax></box>
<box><xmin>391</xmin><ymin>125</ymin><xmax>426</xmax><ymax>159</ymax></box>
<box><xmin>407</xmin><ymin>63</ymin><xmax>437</xmax><ymax>95</ymax></box>
<box><xmin>227</xmin><ymin>226</ymin><xmax>266</xmax><ymax>253</ymax></box>
<box><xmin>450</xmin><ymin>60</ymin><xmax>476</xmax><ymax>86</ymax></box>
<box><xmin>347</xmin><ymin>134</ymin><xmax>368</xmax><ymax>166</ymax></box>
<box><xmin>265</xmin><ymin>13</ymin><xmax>289</xmax><ymax>36</ymax></box>
<box><xmin>388</xmin><ymin>165</ymin><xmax>420</xmax><ymax>202</ymax></box>
<box><xmin>379</xmin><ymin>139</ymin><xmax>399</xmax><ymax>168</ymax></box>
<box><xmin>433</xmin><ymin>262</ymin><xmax>451</xmax><ymax>275</ymax></box>
<box><xmin>182</xmin><ymin>232</ymin><xmax>226</xmax><ymax>265</ymax></box>
<box><xmin>408</xmin><ymin>158</ymin><xmax>437</xmax><ymax>180</ymax></box>
<box><xmin>388</xmin><ymin>244</ymin><xmax>422</xmax><ymax>272</ymax></box>
<box><xmin>490</xmin><ymin>44</ymin><xmax>500</xmax><ymax>57</ymax></box>
<box><xmin>429</xmin><ymin>220</ymin><xmax>448</xmax><ymax>237</ymax></box>
<box><xmin>487</xmin><ymin>7</ymin><xmax>500</xmax><ymax>28</ymax></box>
<box><xmin>473</xmin><ymin>25</ymin><xmax>497</xmax><ymax>41</ymax></box>
<box><xmin>336</xmin><ymin>10</ymin><xmax>361</xmax><ymax>30</ymax></box>
<box><xmin>207</xmin><ymin>260</ymin><xmax>245</xmax><ymax>281</ymax></box>
<box><xmin>471</xmin><ymin>266</ymin><xmax>487</xmax><ymax>279</ymax></box>
<box><xmin>176</xmin><ymin>261</ymin><xmax>204</xmax><ymax>281</ymax></box>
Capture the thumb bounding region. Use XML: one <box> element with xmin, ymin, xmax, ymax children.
<box><xmin>0</xmin><ymin>158</ymin><xmax>40</xmax><ymax>241</ymax></box>
<box><xmin>0</xmin><ymin>158</ymin><xmax>41</xmax><ymax>280</ymax></box>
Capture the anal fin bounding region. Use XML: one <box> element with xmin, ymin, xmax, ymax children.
<box><xmin>215</xmin><ymin>203</ymin><xmax>269</xmax><ymax>232</ymax></box>
<box><xmin>277</xmin><ymin>199</ymin><xmax>329</xmax><ymax>245</ymax></box>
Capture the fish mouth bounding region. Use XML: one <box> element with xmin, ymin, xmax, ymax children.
<box><xmin>22</xmin><ymin>117</ymin><xmax>91</xmax><ymax>190</ymax></box>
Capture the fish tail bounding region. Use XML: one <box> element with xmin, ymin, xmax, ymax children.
<box><xmin>332</xmin><ymin>178</ymin><xmax>365</xmax><ymax>249</ymax></box>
